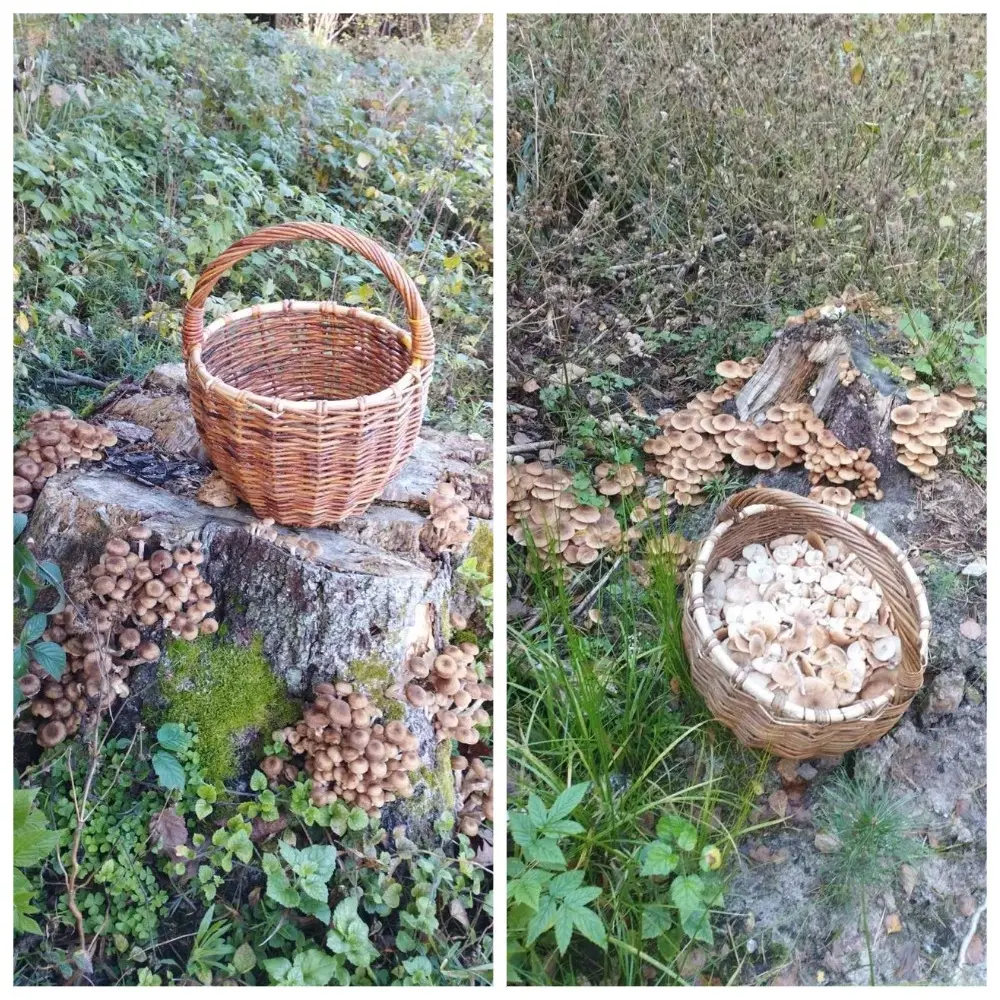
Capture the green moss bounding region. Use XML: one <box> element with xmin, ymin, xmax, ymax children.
<box><xmin>158</xmin><ymin>634</ymin><xmax>298</xmax><ymax>785</ymax></box>
<box><xmin>415</xmin><ymin>740</ymin><xmax>457</xmax><ymax>815</ymax></box>
<box><xmin>452</xmin><ymin>628</ymin><xmax>479</xmax><ymax>646</ymax></box>
<box><xmin>349</xmin><ymin>656</ymin><xmax>405</xmax><ymax>721</ymax></box>
<box><xmin>467</xmin><ymin>521</ymin><xmax>493</xmax><ymax>582</ymax></box>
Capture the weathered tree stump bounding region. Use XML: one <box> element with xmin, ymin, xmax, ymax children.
<box><xmin>25</xmin><ymin>364</ymin><xmax>493</xmax><ymax>835</ymax></box>
<box><xmin>735</xmin><ymin>316</ymin><xmax>916</xmax><ymax>530</ymax></box>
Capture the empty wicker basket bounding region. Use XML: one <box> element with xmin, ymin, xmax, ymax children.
<box><xmin>683</xmin><ymin>488</ymin><xmax>930</xmax><ymax>759</ymax></box>
<box><xmin>182</xmin><ymin>222</ymin><xmax>433</xmax><ymax>526</ymax></box>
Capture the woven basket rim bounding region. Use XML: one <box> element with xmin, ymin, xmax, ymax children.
<box><xmin>688</xmin><ymin>500</ymin><xmax>931</xmax><ymax>727</ymax></box>
<box><xmin>188</xmin><ymin>299</ymin><xmax>424</xmax><ymax>415</ymax></box>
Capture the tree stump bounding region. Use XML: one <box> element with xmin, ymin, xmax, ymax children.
<box><xmin>25</xmin><ymin>364</ymin><xmax>492</xmax><ymax>836</ymax></box>
<box><xmin>734</xmin><ymin>316</ymin><xmax>917</xmax><ymax>534</ymax></box>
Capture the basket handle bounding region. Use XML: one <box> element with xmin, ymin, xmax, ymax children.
<box><xmin>181</xmin><ymin>221</ymin><xmax>433</xmax><ymax>365</ymax></box>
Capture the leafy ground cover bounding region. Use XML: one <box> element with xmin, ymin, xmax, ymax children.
<box><xmin>13</xmin><ymin>13</ymin><xmax>493</xmax><ymax>987</ymax></box>
<box><xmin>14</xmin><ymin>12</ymin><xmax>492</xmax><ymax>434</ymax></box>
<box><xmin>507</xmin><ymin>13</ymin><xmax>986</xmax><ymax>986</ymax></box>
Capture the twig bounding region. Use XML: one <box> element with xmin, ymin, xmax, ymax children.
<box><xmin>954</xmin><ymin>896</ymin><xmax>987</xmax><ymax>980</ymax></box>
<box><xmin>506</xmin><ymin>439</ymin><xmax>555</xmax><ymax>455</ymax></box>
<box><xmin>43</xmin><ymin>367</ymin><xmax>109</xmax><ymax>390</ymax></box>
<box><xmin>507</xmin><ymin>402</ymin><xmax>538</xmax><ymax>417</ymax></box>
<box><xmin>571</xmin><ymin>555</ymin><xmax>625</xmax><ymax>619</ymax></box>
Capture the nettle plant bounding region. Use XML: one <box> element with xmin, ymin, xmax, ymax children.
<box><xmin>508</xmin><ymin>783</ymin><xmax>608</xmax><ymax>956</ymax></box>
<box><xmin>509</xmin><ymin>782</ymin><xmax>726</xmax><ymax>973</ymax></box>
<box><xmin>635</xmin><ymin>814</ymin><xmax>724</xmax><ymax>947</ymax></box>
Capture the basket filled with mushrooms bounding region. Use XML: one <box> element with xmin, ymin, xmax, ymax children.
<box><xmin>683</xmin><ymin>488</ymin><xmax>930</xmax><ymax>759</ymax></box>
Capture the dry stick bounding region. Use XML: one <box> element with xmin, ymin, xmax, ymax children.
<box><xmin>571</xmin><ymin>554</ymin><xmax>625</xmax><ymax>620</ymax></box>
<box><xmin>954</xmin><ymin>896</ymin><xmax>987</xmax><ymax>980</ymax></box>
<box><xmin>507</xmin><ymin>402</ymin><xmax>538</xmax><ymax>417</ymax></box>
<box><xmin>506</xmin><ymin>439</ymin><xmax>555</xmax><ymax>455</ymax></box>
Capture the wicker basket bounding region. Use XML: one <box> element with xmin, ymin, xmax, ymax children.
<box><xmin>182</xmin><ymin>221</ymin><xmax>433</xmax><ymax>527</ymax></box>
<box><xmin>683</xmin><ymin>488</ymin><xmax>930</xmax><ymax>759</ymax></box>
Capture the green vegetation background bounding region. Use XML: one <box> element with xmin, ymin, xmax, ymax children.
<box><xmin>14</xmin><ymin>13</ymin><xmax>493</xmax><ymax>432</ymax></box>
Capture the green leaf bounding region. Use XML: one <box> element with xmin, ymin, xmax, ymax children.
<box><xmin>640</xmin><ymin>841</ymin><xmax>680</xmax><ymax>877</ymax></box>
<box><xmin>151</xmin><ymin>751</ymin><xmax>186</xmax><ymax>791</ymax></box>
<box><xmin>656</xmin><ymin>813</ymin><xmax>699</xmax><ymax>851</ymax></box>
<box><xmin>31</xmin><ymin>641</ymin><xmax>66</xmax><ymax>679</ymax></box>
<box><xmin>299</xmin><ymin>949</ymin><xmax>340</xmax><ymax>986</ymax></box>
<box><xmin>156</xmin><ymin>723</ymin><xmax>191</xmax><ymax>752</ymax></box>
<box><xmin>262</xmin><ymin>853</ymin><xmax>299</xmax><ymax>909</ymax></box>
<box><xmin>641</xmin><ymin>904</ymin><xmax>673</xmax><ymax>939</ymax></box>
<box><xmin>567</xmin><ymin>901</ymin><xmax>608</xmax><ymax>950</ymax></box>
<box><xmin>249</xmin><ymin>769</ymin><xmax>267</xmax><ymax>792</ymax></box>
<box><xmin>547</xmin><ymin>781</ymin><xmax>591</xmax><ymax>822</ymax></box>
<box><xmin>232</xmin><ymin>942</ymin><xmax>256</xmax><ymax>974</ymax></box>
<box><xmin>20</xmin><ymin>613</ymin><xmax>48</xmax><ymax>644</ymax></box>
<box><xmin>553</xmin><ymin>904</ymin><xmax>574</xmax><ymax>954</ymax></box>
<box><xmin>347</xmin><ymin>806</ymin><xmax>368</xmax><ymax>831</ymax></box>
<box><xmin>525</xmin><ymin>836</ymin><xmax>566</xmax><ymax>869</ymax></box>
<box><xmin>195</xmin><ymin>798</ymin><xmax>213</xmax><ymax>820</ymax></box>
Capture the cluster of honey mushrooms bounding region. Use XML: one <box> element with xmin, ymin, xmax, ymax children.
<box><xmin>266</xmin><ymin>625</ymin><xmax>493</xmax><ymax>832</ymax></box>
<box><xmin>19</xmin><ymin>526</ymin><xmax>218</xmax><ymax>749</ymax></box>
<box><xmin>14</xmin><ymin>408</ymin><xmax>117</xmax><ymax>514</ymax></box>
<box><xmin>704</xmin><ymin>534</ymin><xmax>901</xmax><ymax>712</ymax></box>
<box><xmin>509</xmin><ymin>349</ymin><xmax>977</xmax><ymax>571</ymax></box>
<box><xmin>890</xmin><ymin>383</ymin><xmax>977</xmax><ymax>480</ymax></box>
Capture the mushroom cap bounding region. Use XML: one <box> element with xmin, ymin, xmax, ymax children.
<box><xmin>138</xmin><ymin>641</ymin><xmax>161</xmax><ymax>662</ymax></box>
<box><xmin>119</xmin><ymin>628</ymin><xmax>142</xmax><ymax>650</ymax></box>
<box><xmin>127</xmin><ymin>524</ymin><xmax>153</xmax><ymax>541</ymax></box>
<box><xmin>715</xmin><ymin>360</ymin><xmax>746</xmax><ymax>379</ymax></box>
<box><xmin>905</xmin><ymin>384</ymin><xmax>935</xmax><ymax>402</ymax></box>
<box><xmin>105</xmin><ymin>537</ymin><xmax>131</xmax><ymax>558</ymax></box>
<box><xmin>890</xmin><ymin>404</ymin><xmax>919</xmax><ymax>426</ymax></box>
<box><xmin>384</xmin><ymin>720</ymin><xmax>409</xmax><ymax>745</ymax></box>
<box><xmin>38</xmin><ymin>719</ymin><xmax>68</xmax><ymax>747</ymax></box>
<box><xmin>261</xmin><ymin>755</ymin><xmax>284</xmax><ymax>778</ymax></box>
<box><xmin>326</xmin><ymin>699</ymin><xmax>353</xmax><ymax>727</ymax></box>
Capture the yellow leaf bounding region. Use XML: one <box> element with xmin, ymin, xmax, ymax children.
<box><xmin>443</xmin><ymin>254</ymin><xmax>462</xmax><ymax>271</ymax></box>
<box><xmin>842</xmin><ymin>39</ymin><xmax>855</xmax><ymax>53</ymax></box>
<box><xmin>13</xmin><ymin>265</ymin><xmax>20</xmax><ymax>284</ymax></box>
<box><xmin>885</xmin><ymin>912</ymin><xmax>903</xmax><ymax>934</ymax></box>
<box><xmin>356</xmin><ymin>151</ymin><xmax>373</xmax><ymax>169</ymax></box>
<box><xmin>16</xmin><ymin>311</ymin><xmax>30</xmax><ymax>333</ymax></box>
<box><xmin>364</xmin><ymin>186</ymin><xmax>378</xmax><ymax>199</ymax></box>
<box><xmin>850</xmin><ymin>58</ymin><xmax>865</xmax><ymax>86</ymax></box>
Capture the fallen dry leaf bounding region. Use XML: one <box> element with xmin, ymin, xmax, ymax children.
<box><xmin>884</xmin><ymin>912</ymin><xmax>903</xmax><ymax>934</ymax></box>
<box><xmin>776</xmin><ymin>758</ymin><xmax>800</xmax><ymax>785</ymax></box>
<box><xmin>677</xmin><ymin>947</ymin><xmax>708</xmax><ymax>979</ymax></box>
<box><xmin>149</xmin><ymin>806</ymin><xmax>189</xmax><ymax>859</ymax></box>
<box><xmin>899</xmin><ymin>863</ymin><xmax>918</xmax><ymax>899</ymax></box>
<box><xmin>957</xmin><ymin>893</ymin><xmax>978</xmax><ymax>917</ymax></box>
<box><xmin>197</xmin><ymin>471</ymin><xmax>239</xmax><ymax>507</ymax></box>
<box><xmin>959</xmin><ymin>619</ymin><xmax>983</xmax><ymax>640</ymax></box>
<box><xmin>966</xmin><ymin>934</ymin><xmax>984</xmax><ymax>965</ymax></box>
<box><xmin>814</xmin><ymin>832</ymin><xmax>841</xmax><ymax>854</ymax></box>
<box><xmin>768</xmin><ymin>789</ymin><xmax>789</xmax><ymax>818</ymax></box>
<box><xmin>448</xmin><ymin>898</ymin><xmax>470</xmax><ymax>929</ymax></box>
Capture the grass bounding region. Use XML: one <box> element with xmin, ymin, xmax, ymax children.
<box><xmin>507</xmin><ymin>13</ymin><xmax>986</xmax><ymax>476</ymax></box>
<box><xmin>508</xmin><ymin>535</ymin><xmax>770</xmax><ymax>985</ymax></box>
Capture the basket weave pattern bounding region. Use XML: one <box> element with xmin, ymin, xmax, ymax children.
<box><xmin>683</xmin><ymin>488</ymin><xmax>930</xmax><ymax>759</ymax></box>
<box><xmin>182</xmin><ymin>222</ymin><xmax>433</xmax><ymax>526</ymax></box>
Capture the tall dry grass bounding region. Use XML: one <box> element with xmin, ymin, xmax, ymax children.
<box><xmin>508</xmin><ymin>13</ymin><xmax>985</xmax><ymax>340</ymax></box>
